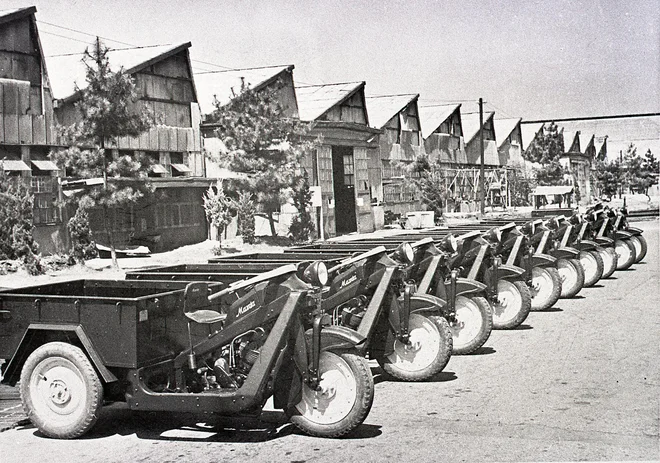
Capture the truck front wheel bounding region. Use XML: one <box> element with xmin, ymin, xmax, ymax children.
<box><xmin>20</xmin><ymin>342</ymin><xmax>103</xmax><ymax>439</ymax></box>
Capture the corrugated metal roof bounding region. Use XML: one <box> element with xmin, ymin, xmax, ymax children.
<box><xmin>1</xmin><ymin>160</ymin><xmax>31</xmax><ymax>171</ymax></box>
<box><xmin>494</xmin><ymin>118</ymin><xmax>521</xmax><ymax>148</ymax></box>
<box><xmin>418</xmin><ymin>104</ymin><xmax>461</xmax><ymax>137</ymax></box>
<box><xmin>295</xmin><ymin>81</ymin><xmax>364</xmax><ymax>122</ymax></box>
<box><xmin>521</xmin><ymin>122</ymin><xmax>544</xmax><ymax>151</ymax></box>
<box><xmin>195</xmin><ymin>65</ymin><xmax>294</xmax><ymax>115</ymax></box>
<box><xmin>365</xmin><ymin>94</ymin><xmax>418</xmax><ymax>129</ymax></box>
<box><xmin>462</xmin><ymin>111</ymin><xmax>495</xmax><ymax>144</ymax></box>
<box><xmin>43</xmin><ymin>41</ymin><xmax>191</xmax><ymax>100</ymax></box>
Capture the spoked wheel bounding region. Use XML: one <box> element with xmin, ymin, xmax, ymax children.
<box><xmin>530</xmin><ymin>266</ymin><xmax>562</xmax><ymax>311</ymax></box>
<box><xmin>598</xmin><ymin>247</ymin><xmax>618</xmax><ymax>279</ymax></box>
<box><xmin>378</xmin><ymin>314</ymin><xmax>452</xmax><ymax>381</ymax></box>
<box><xmin>20</xmin><ymin>342</ymin><xmax>103</xmax><ymax>439</ymax></box>
<box><xmin>629</xmin><ymin>235</ymin><xmax>647</xmax><ymax>263</ymax></box>
<box><xmin>557</xmin><ymin>258</ymin><xmax>584</xmax><ymax>298</ymax></box>
<box><xmin>491</xmin><ymin>280</ymin><xmax>531</xmax><ymax>329</ymax></box>
<box><xmin>288</xmin><ymin>352</ymin><xmax>374</xmax><ymax>438</ymax></box>
<box><xmin>450</xmin><ymin>296</ymin><xmax>493</xmax><ymax>355</ymax></box>
<box><xmin>615</xmin><ymin>239</ymin><xmax>636</xmax><ymax>270</ymax></box>
<box><xmin>579</xmin><ymin>250</ymin><xmax>603</xmax><ymax>287</ymax></box>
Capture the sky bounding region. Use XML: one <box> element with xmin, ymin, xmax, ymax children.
<box><xmin>3</xmin><ymin>0</ymin><xmax>659</xmax><ymax>121</ymax></box>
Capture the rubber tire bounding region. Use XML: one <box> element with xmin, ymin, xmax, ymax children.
<box><xmin>579</xmin><ymin>250</ymin><xmax>604</xmax><ymax>287</ymax></box>
<box><xmin>288</xmin><ymin>352</ymin><xmax>374</xmax><ymax>438</ymax></box>
<box><xmin>530</xmin><ymin>266</ymin><xmax>562</xmax><ymax>311</ymax></box>
<box><xmin>491</xmin><ymin>280</ymin><xmax>532</xmax><ymax>329</ymax></box>
<box><xmin>20</xmin><ymin>342</ymin><xmax>103</xmax><ymax>439</ymax></box>
<box><xmin>598</xmin><ymin>247</ymin><xmax>618</xmax><ymax>279</ymax></box>
<box><xmin>558</xmin><ymin>258</ymin><xmax>585</xmax><ymax>298</ymax></box>
<box><xmin>629</xmin><ymin>235</ymin><xmax>647</xmax><ymax>263</ymax></box>
<box><xmin>615</xmin><ymin>239</ymin><xmax>636</xmax><ymax>270</ymax></box>
<box><xmin>378</xmin><ymin>314</ymin><xmax>453</xmax><ymax>381</ymax></box>
<box><xmin>450</xmin><ymin>296</ymin><xmax>493</xmax><ymax>355</ymax></box>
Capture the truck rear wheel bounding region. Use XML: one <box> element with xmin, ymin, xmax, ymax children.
<box><xmin>288</xmin><ymin>352</ymin><xmax>374</xmax><ymax>438</ymax></box>
<box><xmin>20</xmin><ymin>342</ymin><xmax>103</xmax><ymax>439</ymax></box>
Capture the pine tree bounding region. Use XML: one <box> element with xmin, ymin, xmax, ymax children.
<box><xmin>289</xmin><ymin>172</ymin><xmax>316</xmax><ymax>243</ymax></box>
<box><xmin>208</xmin><ymin>78</ymin><xmax>319</xmax><ymax>236</ymax></box>
<box><xmin>52</xmin><ymin>39</ymin><xmax>154</xmax><ymax>268</ymax></box>
<box><xmin>202</xmin><ymin>180</ymin><xmax>233</xmax><ymax>250</ymax></box>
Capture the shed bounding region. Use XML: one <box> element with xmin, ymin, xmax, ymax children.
<box><xmin>494</xmin><ymin>118</ymin><xmax>523</xmax><ymax>167</ymax></box>
<box><xmin>462</xmin><ymin>111</ymin><xmax>499</xmax><ymax>166</ymax></box>
<box><xmin>419</xmin><ymin>103</ymin><xmax>466</xmax><ymax>165</ymax></box>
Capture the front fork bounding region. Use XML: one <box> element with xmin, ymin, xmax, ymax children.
<box><xmin>485</xmin><ymin>256</ymin><xmax>501</xmax><ymax>304</ymax></box>
<box><xmin>306</xmin><ymin>290</ymin><xmax>324</xmax><ymax>390</ymax></box>
<box><xmin>391</xmin><ymin>281</ymin><xmax>412</xmax><ymax>345</ymax></box>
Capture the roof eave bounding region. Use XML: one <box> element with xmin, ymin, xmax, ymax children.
<box><xmin>0</xmin><ymin>6</ymin><xmax>36</xmax><ymax>26</ymax></box>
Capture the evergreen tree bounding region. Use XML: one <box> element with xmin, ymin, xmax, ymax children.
<box><xmin>208</xmin><ymin>78</ymin><xmax>319</xmax><ymax>236</ymax></box>
<box><xmin>52</xmin><ymin>39</ymin><xmax>155</xmax><ymax>268</ymax></box>
<box><xmin>289</xmin><ymin>172</ymin><xmax>316</xmax><ymax>243</ymax></box>
<box><xmin>202</xmin><ymin>180</ymin><xmax>233</xmax><ymax>249</ymax></box>
<box><xmin>405</xmin><ymin>155</ymin><xmax>448</xmax><ymax>218</ymax></box>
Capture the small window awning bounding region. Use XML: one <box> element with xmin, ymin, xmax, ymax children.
<box><xmin>171</xmin><ymin>163</ymin><xmax>192</xmax><ymax>173</ymax></box>
<box><xmin>1</xmin><ymin>160</ymin><xmax>31</xmax><ymax>172</ymax></box>
<box><xmin>31</xmin><ymin>160</ymin><xmax>60</xmax><ymax>171</ymax></box>
<box><xmin>533</xmin><ymin>185</ymin><xmax>574</xmax><ymax>196</ymax></box>
<box><xmin>150</xmin><ymin>163</ymin><xmax>169</xmax><ymax>174</ymax></box>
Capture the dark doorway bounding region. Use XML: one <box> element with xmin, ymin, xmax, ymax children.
<box><xmin>332</xmin><ymin>146</ymin><xmax>357</xmax><ymax>235</ymax></box>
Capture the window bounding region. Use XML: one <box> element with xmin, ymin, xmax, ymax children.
<box><xmin>31</xmin><ymin>176</ymin><xmax>59</xmax><ymax>224</ymax></box>
<box><xmin>343</xmin><ymin>154</ymin><xmax>355</xmax><ymax>186</ymax></box>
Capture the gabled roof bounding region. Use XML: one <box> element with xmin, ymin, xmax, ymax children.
<box><xmin>521</xmin><ymin>122</ymin><xmax>544</xmax><ymax>151</ymax></box>
<box><xmin>365</xmin><ymin>94</ymin><xmax>418</xmax><ymax>129</ymax></box>
<box><xmin>194</xmin><ymin>64</ymin><xmax>294</xmax><ymax>115</ymax></box>
<box><xmin>295</xmin><ymin>81</ymin><xmax>365</xmax><ymax>122</ymax></box>
<box><xmin>578</xmin><ymin>132</ymin><xmax>595</xmax><ymax>153</ymax></box>
<box><xmin>0</xmin><ymin>6</ymin><xmax>36</xmax><ymax>25</ymax></box>
<box><xmin>561</xmin><ymin>130</ymin><xmax>579</xmax><ymax>153</ymax></box>
<box><xmin>494</xmin><ymin>118</ymin><xmax>522</xmax><ymax>148</ymax></box>
<box><xmin>418</xmin><ymin>104</ymin><xmax>461</xmax><ymax>137</ymax></box>
<box><xmin>462</xmin><ymin>111</ymin><xmax>495</xmax><ymax>144</ymax></box>
<box><xmin>44</xmin><ymin>42</ymin><xmax>192</xmax><ymax>101</ymax></box>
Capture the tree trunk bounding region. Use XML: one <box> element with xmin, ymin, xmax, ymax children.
<box><xmin>267</xmin><ymin>211</ymin><xmax>277</xmax><ymax>237</ymax></box>
<box><xmin>102</xmin><ymin>206</ymin><xmax>119</xmax><ymax>269</ymax></box>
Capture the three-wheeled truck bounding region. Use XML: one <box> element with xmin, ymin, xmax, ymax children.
<box><xmin>0</xmin><ymin>266</ymin><xmax>375</xmax><ymax>439</ymax></box>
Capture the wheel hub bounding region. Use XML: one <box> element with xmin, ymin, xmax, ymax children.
<box><xmin>48</xmin><ymin>379</ymin><xmax>71</xmax><ymax>405</ymax></box>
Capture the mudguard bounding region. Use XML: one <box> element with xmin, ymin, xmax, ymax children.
<box><xmin>550</xmin><ymin>246</ymin><xmax>579</xmax><ymax>259</ymax></box>
<box><xmin>529</xmin><ymin>253</ymin><xmax>557</xmax><ymax>268</ymax></box>
<box><xmin>627</xmin><ymin>227</ymin><xmax>643</xmax><ymax>236</ymax></box>
<box><xmin>572</xmin><ymin>240</ymin><xmax>597</xmax><ymax>251</ymax></box>
<box><xmin>595</xmin><ymin>236</ymin><xmax>614</xmax><ymax>246</ymax></box>
<box><xmin>497</xmin><ymin>264</ymin><xmax>525</xmax><ymax>280</ymax></box>
<box><xmin>615</xmin><ymin>230</ymin><xmax>634</xmax><ymax>240</ymax></box>
<box><xmin>314</xmin><ymin>325</ymin><xmax>367</xmax><ymax>353</ymax></box>
<box><xmin>408</xmin><ymin>294</ymin><xmax>446</xmax><ymax>319</ymax></box>
<box><xmin>453</xmin><ymin>277</ymin><xmax>487</xmax><ymax>296</ymax></box>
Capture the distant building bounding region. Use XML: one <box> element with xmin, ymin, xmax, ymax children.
<box><xmin>419</xmin><ymin>103</ymin><xmax>466</xmax><ymax>166</ymax></box>
<box><xmin>494</xmin><ymin>118</ymin><xmax>523</xmax><ymax>167</ymax></box>
<box><xmin>462</xmin><ymin>111</ymin><xmax>498</xmax><ymax>167</ymax></box>
<box><xmin>559</xmin><ymin>129</ymin><xmax>593</xmax><ymax>204</ymax></box>
<box><xmin>365</xmin><ymin>93</ymin><xmax>422</xmax><ymax>218</ymax></box>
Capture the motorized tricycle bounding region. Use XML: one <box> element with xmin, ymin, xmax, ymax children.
<box><xmin>0</xmin><ymin>264</ymin><xmax>375</xmax><ymax>439</ymax></box>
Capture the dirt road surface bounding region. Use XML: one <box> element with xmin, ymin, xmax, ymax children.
<box><xmin>1</xmin><ymin>221</ymin><xmax>658</xmax><ymax>462</ymax></box>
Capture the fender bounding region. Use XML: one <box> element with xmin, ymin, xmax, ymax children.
<box><xmin>453</xmin><ymin>277</ymin><xmax>487</xmax><ymax>296</ymax></box>
<box><xmin>615</xmin><ymin>230</ymin><xmax>634</xmax><ymax>240</ymax></box>
<box><xmin>626</xmin><ymin>226</ymin><xmax>643</xmax><ymax>236</ymax></box>
<box><xmin>3</xmin><ymin>324</ymin><xmax>118</xmax><ymax>385</ymax></box>
<box><xmin>550</xmin><ymin>246</ymin><xmax>579</xmax><ymax>259</ymax></box>
<box><xmin>309</xmin><ymin>325</ymin><xmax>367</xmax><ymax>353</ymax></box>
<box><xmin>409</xmin><ymin>294</ymin><xmax>446</xmax><ymax>315</ymax></box>
<box><xmin>496</xmin><ymin>264</ymin><xmax>525</xmax><ymax>280</ymax></box>
<box><xmin>529</xmin><ymin>253</ymin><xmax>557</xmax><ymax>268</ymax></box>
<box><xmin>572</xmin><ymin>240</ymin><xmax>597</xmax><ymax>252</ymax></box>
<box><xmin>595</xmin><ymin>236</ymin><xmax>614</xmax><ymax>246</ymax></box>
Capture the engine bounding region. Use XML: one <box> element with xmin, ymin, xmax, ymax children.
<box><xmin>334</xmin><ymin>295</ymin><xmax>368</xmax><ymax>329</ymax></box>
<box><xmin>195</xmin><ymin>328</ymin><xmax>267</xmax><ymax>391</ymax></box>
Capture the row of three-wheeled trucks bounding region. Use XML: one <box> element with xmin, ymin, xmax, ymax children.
<box><xmin>0</xmin><ymin>203</ymin><xmax>646</xmax><ymax>439</ymax></box>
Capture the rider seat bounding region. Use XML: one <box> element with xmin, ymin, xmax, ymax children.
<box><xmin>183</xmin><ymin>282</ymin><xmax>227</xmax><ymax>324</ymax></box>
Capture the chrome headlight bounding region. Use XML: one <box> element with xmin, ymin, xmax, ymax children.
<box><xmin>392</xmin><ymin>242</ymin><xmax>415</xmax><ymax>265</ymax></box>
<box><xmin>302</xmin><ymin>261</ymin><xmax>328</xmax><ymax>286</ymax></box>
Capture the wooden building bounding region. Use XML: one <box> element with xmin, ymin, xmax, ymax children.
<box><xmin>559</xmin><ymin>129</ymin><xmax>593</xmax><ymax>204</ymax></box>
<box><xmin>494</xmin><ymin>118</ymin><xmax>523</xmax><ymax>167</ymax></box>
<box><xmin>0</xmin><ymin>7</ymin><xmax>65</xmax><ymax>253</ymax></box>
<box><xmin>43</xmin><ymin>38</ymin><xmax>210</xmax><ymax>252</ymax></box>
<box><xmin>419</xmin><ymin>103</ymin><xmax>466</xmax><ymax>165</ymax></box>
<box><xmin>295</xmin><ymin>82</ymin><xmax>381</xmax><ymax>236</ymax></box>
<box><xmin>520</xmin><ymin>122</ymin><xmax>545</xmax><ymax>157</ymax></box>
<box><xmin>462</xmin><ymin>111</ymin><xmax>499</xmax><ymax>166</ymax></box>
<box><xmin>365</xmin><ymin>93</ymin><xmax>422</xmax><ymax>218</ymax></box>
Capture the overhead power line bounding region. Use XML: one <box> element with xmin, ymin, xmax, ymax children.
<box><xmin>523</xmin><ymin>112</ymin><xmax>660</xmax><ymax>124</ymax></box>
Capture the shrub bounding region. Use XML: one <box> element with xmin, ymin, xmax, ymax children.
<box><xmin>288</xmin><ymin>174</ymin><xmax>316</xmax><ymax>243</ymax></box>
<box><xmin>68</xmin><ymin>207</ymin><xmax>98</xmax><ymax>263</ymax></box>
<box><xmin>234</xmin><ymin>191</ymin><xmax>256</xmax><ymax>244</ymax></box>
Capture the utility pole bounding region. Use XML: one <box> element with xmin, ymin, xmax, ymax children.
<box><xmin>479</xmin><ymin>98</ymin><xmax>485</xmax><ymax>215</ymax></box>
